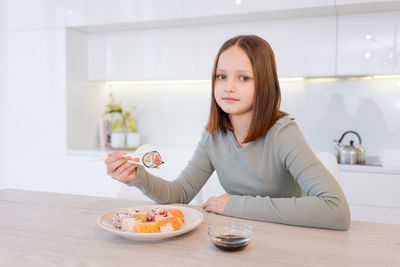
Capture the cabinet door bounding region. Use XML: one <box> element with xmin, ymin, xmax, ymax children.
<box><xmin>349</xmin><ymin>204</ymin><xmax>400</xmax><ymax>224</ymax></box>
<box><xmin>197</xmin><ymin>16</ymin><xmax>337</xmax><ymax>78</ymax></box>
<box><xmin>184</xmin><ymin>0</ymin><xmax>334</xmax><ymax>18</ymax></box>
<box><xmin>339</xmin><ymin>171</ymin><xmax>400</xmax><ymax>208</ymax></box>
<box><xmin>67</xmin><ymin>155</ymin><xmax>123</xmax><ymax>198</ymax></box>
<box><xmin>65</xmin><ymin>0</ymin><xmax>183</xmax><ymax>27</ymax></box>
<box><xmin>6</xmin><ymin>29</ymin><xmax>67</xmax><ymax>154</ymax></box>
<box><xmin>4</xmin><ymin>29</ymin><xmax>67</xmax><ymax>193</ymax></box>
<box><xmin>335</xmin><ymin>0</ymin><xmax>400</xmax><ymax>14</ymax></box>
<box><xmin>4</xmin><ymin>153</ymin><xmax>67</xmax><ymax>194</ymax></box>
<box><xmin>337</xmin><ymin>11</ymin><xmax>400</xmax><ymax>75</ymax></box>
<box><xmin>6</xmin><ymin>0</ymin><xmax>65</xmax><ymax>31</ymax></box>
<box><xmin>339</xmin><ymin>171</ymin><xmax>400</xmax><ymax>223</ymax></box>
<box><xmin>88</xmin><ymin>26</ymin><xmax>197</xmax><ymax>80</ymax></box>
<box><xmin>0</xmin><ymin>0</ymin><xmax>6</xmax><ymax>188</ymax></box>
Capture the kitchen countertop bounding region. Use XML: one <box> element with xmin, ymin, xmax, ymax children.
<box><xmin>338</xmin><ymin>155</ymin><xmax>400</xmax><ymax>174</ymax></box>
<box><xmin>338</xmin><ymin>163</ymin><xmax>400</xmax><ymax>174</ymax></box>
<box><xmin>1</xmin><ymin>189</ymin><xmax>399</xmax><ymax>266</ymax></box>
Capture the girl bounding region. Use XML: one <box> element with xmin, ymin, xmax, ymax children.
<box><xmin>105</xmin><ymin>35</ymin><xmax>350</xmax><ymax>231</ymax></box>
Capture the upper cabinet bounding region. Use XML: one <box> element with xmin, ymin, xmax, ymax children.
<box><xmin>87</xmin><ymin>26</ymin><xmax>197</xmax><ymax>80</ymax></box>
<box><xmin>6</xmin><ymin>29</ymin><xmax>67</xmax><ymax>153</ymax></box>
<box><xmin>86</xmin><ymin>15</ymin><xmax>336</xmax><ymax>81</ymax></box>
<box><xmin>186</xmin><ymin>15</ymin><xmax>337</xmax><ymax>79</ymax></box>
<box><xmin>336</xmin><ymin>0</ymin><xmax>400</xmax><ymax>14</ymax></box>
<box><xmin>6</xmin><ymin>0</ymin><xmax>66</xmax><ymax>31</ymax></box>
<box><xmin>337</xmin><ymin>11</ymin><xmax>400</xmax><ymax>75</ymax></box>
<box><xmin>183</xmin><ymin>0</ymin><xmax>335</xmax><ymax>18</ymax></box>
<box><xmin>8</xmin><ymin>0</ymin><xmax>400</xmax><ymax>79</ymax></box>
<box><xmin>65</xmin><ymin>0</ymin><xmax>184</xmax><ymax>27</ymax></box>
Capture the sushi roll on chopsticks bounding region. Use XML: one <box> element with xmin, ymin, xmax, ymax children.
<box><xmin>142</xmin><ymin>150</ymin><xmax>164</xmax><ymax>168</ymax></box>
<box><xmin>89</xmin><ymin>150</ymin><xmax>164</xmax><ymax>169</ymax></box>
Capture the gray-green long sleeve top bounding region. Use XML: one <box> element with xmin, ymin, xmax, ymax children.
<box><xmin>129</xmin><ymin>116</ymin><xmax>351</xmax><ymax>230</ymax></box>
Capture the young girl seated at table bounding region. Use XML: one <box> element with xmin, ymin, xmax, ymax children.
<box><xmin>105</xmin><ymin>35</ymin><xmax>351</xmax><ymax>231</ymax></box>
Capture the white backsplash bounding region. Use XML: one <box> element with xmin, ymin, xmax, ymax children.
<box><xmin>280</xmin><ymin>78</ymin><xmax>400</xmax><ymax>157</ymax></box>
<box><xmin>68</xmin><ymin>78</ymin><xmax>400</xmax><ymax>158</ymax></box>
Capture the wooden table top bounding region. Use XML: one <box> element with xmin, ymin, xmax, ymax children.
<box><xmin>1</xmin><ymin>189</ymin><xmax>399</xmax><ymax>266</ymax></box>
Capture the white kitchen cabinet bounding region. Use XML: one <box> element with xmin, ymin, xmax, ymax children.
<box><xmin>197</xmin><ymin>16</ymin><xmax>337</xmax><ymax>78</ymax></box>
<box><xmin>183</xmin><ymin>0</ymin><xmax>335</xmax><ymax>19</ymax></box>
<box><xmin>6</xmin><ymin>0</ymin><xmax>66</xmax><ymax>31</ymax></box>
<box><xmin>336</xmin><ymin>0</ymin><xmax>400</xmax><ymax>14</ymax></box>
<box><xmin>65</xmin><ymin>0</ymin><xmax>184</xmax><ymax>28</ymax></box>
<box><xmin>336</xmin><ymin>0</ymin><xmax>399</xmax><ymax>3</ymax></box>
<box><xmin>65</xmin><ymin>0</ymin><xmax>337</xmax><ymax>30</ymax></box>
<box><xmin>3</xmin><ymin>153</ymin><xmax>67</xmax><ymax>193</ymax></box>
<box><xmin>88</xmin><ymin>26</ymin><xmax>197</xmax><ymax>80</ymax></box>
<box><xmin>67</xmin><ymin>154</ymin><xmax>124</xmax><ymax>198</ymax></box>
<box><xmin>339</xmin><ymin>171</ymin><xmax>400</xmax><ymax>224</ymax></box>
<box><xmin>0</xmin><ymin>0</ymin><xmax>7</xmax><ymax>189</ymax></box>
<box><xmin>348</xmin><ymin>204</ymin><xmax>400</xmax><ymax>224</ymax></box>
<box><xmin>337</xmin><ymin>11</ymin><xmax>400</xmax><ymax>75</ymax></box>
<box><xmin>6</xmin><ymin>29</ymin><xmax>67</xmax><ymax>153</ymax></box>
<box><xmin>3</xmin><ymin>28</ymin><xmax>68</xmax><ymax>193</ymax></box>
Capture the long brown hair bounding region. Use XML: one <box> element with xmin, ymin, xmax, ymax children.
<box><xmin>205</xmin><ymin>35</ymin><xmax>288</xmax><ymax>143</ymax></box>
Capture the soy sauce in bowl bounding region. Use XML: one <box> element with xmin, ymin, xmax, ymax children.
<box><xmin>213</xmin><ymin>234</ymin><xmax>250</xmax><ymax>251</ymax></box>
<box><xmin>208</xmin><ymin>223</ymin><xmax>253</xmax><ymax>251</ymax></box>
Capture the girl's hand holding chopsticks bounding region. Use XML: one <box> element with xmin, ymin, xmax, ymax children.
<box><xmin>105</xmin><ymin>152</ymin><xmax>141</xmax><ymax>184</ymax></box>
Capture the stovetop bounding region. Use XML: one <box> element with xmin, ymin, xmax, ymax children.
<box><xmin>338</xmin><ymin>156</ymin><xmax>382</xmax><ymax>167</ymax></box>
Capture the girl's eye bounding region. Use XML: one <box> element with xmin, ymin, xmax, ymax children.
<box><xmin>240</xmin><ymin>76</ymin><xmax>250</xmax><ymax>81</ymax></box>
<box><xmin>216</xmin><ymin>75</ymin><xmax>226</xmax><ymax>80</ymax></box>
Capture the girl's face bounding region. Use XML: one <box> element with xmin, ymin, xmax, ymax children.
<box><xmin>214</xmin><ymin>45</ymin><xmax>255</xmax><ymax>118</ymax></box>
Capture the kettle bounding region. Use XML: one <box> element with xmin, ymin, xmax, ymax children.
<box><xmin>335</xmin><ymin>131</ymin><xmax>365</xmax><ymax>165</ymax></box>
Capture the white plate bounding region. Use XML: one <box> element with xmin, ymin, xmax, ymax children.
<box><xmin>98</xmin><ymin>205</ymin><xmax>204</xmax><ymax>241</ymax></box>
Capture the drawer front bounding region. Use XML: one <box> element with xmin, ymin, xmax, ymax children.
<box><xmin>339</xmin><ymin>172</ymin><xmax>400</xmax><ymax>208</ymax></box>
<box><xmin>349</xmin><ymin>204</ymin><xmax>400</xmax><ymax>224</ymax></box>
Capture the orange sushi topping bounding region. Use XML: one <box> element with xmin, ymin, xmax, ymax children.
<box><xmin>166</xmin><ymin>209</ymin><xmax>185</xmax><ymax>223</ymax></box>
<box><xmin>157</xmin><ymin>216</ymin><xmax>183</xmax><ymax>231</ymax></box>
<box><xmin>135</xmin><ymin>223</ymin><xmax>159</xmax><ymax>233</ymax></box>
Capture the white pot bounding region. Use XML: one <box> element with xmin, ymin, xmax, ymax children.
<box><xmin>111</xmin><ymin>132</ymin><xmax>126</xmax><ymax>148</ymax></box>
<box><xmin>126</xmin><ymin>132</ymin><xmax>140</xmax><ymax>148</ymax></box>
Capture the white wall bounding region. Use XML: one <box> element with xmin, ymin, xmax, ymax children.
<box><xmin>0</xmin><ymin>0</ymin><xmax>7</xmax><ymax>188</ymax></box>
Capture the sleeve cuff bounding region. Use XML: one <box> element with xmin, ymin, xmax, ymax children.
<box><xmin>126</xmin><ymin>165</ymin><xmax>147</xmax><ymax>187</ymax></box>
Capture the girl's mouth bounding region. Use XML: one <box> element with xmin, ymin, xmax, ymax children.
<box><xmin>222</xmin><ymin>97</ymin><xmax>239</xmax><ymax>102</ymax></box>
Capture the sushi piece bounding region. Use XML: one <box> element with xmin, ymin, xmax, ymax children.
<box><xmin>135</xmin><ymin>222</ymin><xmax>159</xmax><ymax>233</ymax></box>
<box><xmin>112</xmin><ymin>212</ymin><xmax>130</xmax><ymax>228</ymax></box>
<box><xmin>121</xmin><ymin>217</ymin><xmax>139</xmax><ymax>232</ymax></box>
<box><xmin>154</xmin><ymin>214</ymin><xmax>169</xmax><ymax>223</ymax></box>
<box><xmin>142</xmin><ymin>151</ymin><xmax>164</xmax><ymax>168</ymax></box>
<box><xmin>166</xmin><ymin>209</ymin><xmax>185</xmax><ymax>223</ymax></box>
<box><xmin>128</xmin><ymin>208</ymin><xmax>148</xmax><ymax>223</ymax></box>
<box><xmin>156</xmin><ymin>216</ymin><xmax>183</xmax><ymax>232</ymax></box>
<box><xmin>147</xmin><ymin>208</ymin><xmax>166</xmax><ymax>222</ymax></box>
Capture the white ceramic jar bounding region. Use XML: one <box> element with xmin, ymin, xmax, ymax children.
<box><xmin>126</xmin><ymin>132</ymin><xmax>140</xmax><ymax>148</ymax></box>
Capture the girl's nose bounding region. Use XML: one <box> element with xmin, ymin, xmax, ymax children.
<box><xmin>225</xmin><ymin>79</ymin><xmax>236</xmax><ymax>93</ymax></box>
